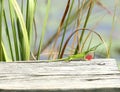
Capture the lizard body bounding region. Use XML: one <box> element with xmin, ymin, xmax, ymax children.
<box><xmin>39</xmin><ymin>43</ymin><xmax>101</xmax><ymax>62</ymax></box>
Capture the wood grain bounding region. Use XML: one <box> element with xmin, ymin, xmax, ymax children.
<box><xmin>0</xmin><ymin>59</ymin><xmax>120</xmax><ymax>92</ymax></box>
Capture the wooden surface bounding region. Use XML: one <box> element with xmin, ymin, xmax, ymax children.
<box><xmin>0</xmin><ymin>59</ymin><xmax>120</xmax><ymax>92</ymax></box>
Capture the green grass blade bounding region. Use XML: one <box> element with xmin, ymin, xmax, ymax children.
<box><xmin>10</xmin><ymin>0</ymin><xmax>30</xmax><ymax>60</ymax></box>
<box><xmin>1</xmin><ymin>42</ymin><xmax>12</xmax><ymax>62</ymax></box>
<box><xmin>58</xmin><ymin>0</ymin><xmax>74</xmax><ymax>59</ymax></box>
<box><xmin>74</xmin><ymin>1</ymin><xmax>94</xmax><ymax>54</ymax></box>
<box><xmin>21</xmin><ymin>0</ymin><xmax>23</xmax><ymax>13</ymax></box>
<box><xmin>37</xmin><ymin>0</ymin><xmax>51</xmax><ymax>60</ymax></box>
<box><xmin>41</xmin><ymin>0</ymin><xmax>93</xmax><ymax>53</ymax></box>
<box><xmin>8</xmin><ymin>0</ymin><xmax>20</xmax><ymax>60</ymax></box>
<box><xmin>60</xmin><ymin>28</ymin><xmax>108</xmax><ymax>58</ymax></box>
<box><xmin>81</xmin><ymin>32</ymin><xmax>92</xmax><ymax>52</ymax></box>
<box><xmin>0</xmin><ymin>0</ymin><xmax>4</xmax><ymax>61</ymax></box>
<box><xmin>87</xmin><ymin>43</ymin><xmax>102</xmax><ymax>53</ymax></box>
<box><xmin>108</xmin><ymin>0</ymin><xmax>117</xmax><ymax>58</ymax></box>
<box><xmin>3</xmin><ymin>10</ymin><xmax>14</xmax><ymax>60</ymax></box>
<box><xmin>26</xmin><ymin>0</ymin><xmax>36</xmax><ymax>43</ymax></box>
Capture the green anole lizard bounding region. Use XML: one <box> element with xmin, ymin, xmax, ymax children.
<box><xmin>39</xmin><ymin>43</ymin><xmax>101</xmax><ymax>62</ymax></box>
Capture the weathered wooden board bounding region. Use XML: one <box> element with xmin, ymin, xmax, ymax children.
<box><xmin>0</xmin><ymin>59</ymin><xmax>120</xmax><ymax>92</ymax></box>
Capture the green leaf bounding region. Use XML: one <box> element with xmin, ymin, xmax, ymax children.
<box><xmin>26</xmin><ymin>0</ymin><xmax>36</xmax><ymax>43</ymax></box>
<box><xmin>3</xmin><ymin>10</ymin><xmax>14</xmax><ymax>60</ymax></box>
<box><xmin>0</xmin><ymin>0</ymin><xmax>4</xmax><ymax>61</ymax></box>
<box><xmin>74</xmin><ymin>0</ymin><xmax>95</xmax><ymax>54</ymax></box>
<box><xmin>37</xmin><ymin>0</ymin><xmax>51</xmax><ymax>60</ymax></box>
<box><xmin>9</xmin><ymin>0</ymin><xmax>20</xmax><ymax>60</ymax></box>
<box><xmin>10</xmin><ymin>0</ymin><xmax>30</xmax><ymax>60</ymax></box>
<box><xmin>2</xmin><ymin>42</ymin><xmax>12</xmax><ymax>62</ymax></box>
<box><xmin>58</xmin><ymin>0</ymin><xmax>74</xmax><ymax>58</ymax></box>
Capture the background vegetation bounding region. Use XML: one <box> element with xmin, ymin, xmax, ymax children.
<box><xmin>0</xmin><ymin>0</ymin><xmax>120</xmax><ymax>62</ymax></box>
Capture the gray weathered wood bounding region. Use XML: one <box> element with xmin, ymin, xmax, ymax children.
<box><xmin>0</xmin><ymin>59</ymin><xmax>120</xmax><ymax>92</ymax></box>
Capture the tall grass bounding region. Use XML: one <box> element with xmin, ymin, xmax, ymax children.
<box><xmin>74</xmin><ymin>0</ymin><xmax>94</xmax><ymax>54</ymax></box>
<box><xmin>37</xmin><ymin>0</ymin><xmax>51</xmax><ymax>60</ymax></box>
<box><xmin>3</xmin><ymin>10</ymin><xmax>14</xmax><ymax>60</ymax></box>
<box><xmin>0</xmin><ymin>0</ymin><xmax>116</xmax><ymax>62</ymax></box>
<box><xmin>58</xmin><ymin>0</ymin><xmax>74</xmax><ymax>59</ymax></box>
<box><xmin>10</xmin><ymin>0</ymin><xmax>30</xmax><ymax>60</ymax></box>
<box><xmin>0</xmin><ymin>0</ymin><xmax>3</xmax><ymax>61</ymax></box>
<box><xmin>108</xmin><ymin>0</ymin><xmax>117</xmax><ymax>58</ymax></box>
<box><xmin>0</xmin><ymin>0</ymin><xmax>36</xmax><ymax>61</ymax></box>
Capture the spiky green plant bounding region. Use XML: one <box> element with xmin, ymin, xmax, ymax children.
<box><xmin>0</xmin><ymin>0</ymin><xmax>115</xmax><ymax>62</ymax></box>
<box><xmin>0</xmin><ymin>0</ymin><xmax>4</xmax><ymax>61</ymax></box>
<box><xmin>0</xmin><ymin>0</ymin><xmax>36</xmax><ymax>61</ymax></box>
